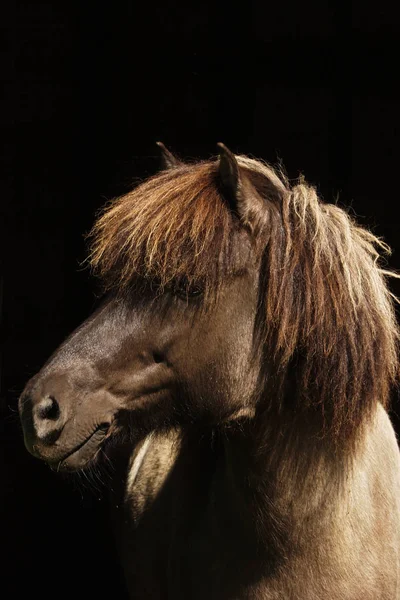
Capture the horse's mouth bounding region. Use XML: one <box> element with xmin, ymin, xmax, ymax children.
<box><xmin>48</xmin><ymin>424</ymin><xmax>110</xmax><ymax>472</ymax></box>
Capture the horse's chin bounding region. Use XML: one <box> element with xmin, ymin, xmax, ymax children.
<box><xmin>47</xmin><ymin>424</ymin><xmax>111</xmax><ymax>472</ymax></box>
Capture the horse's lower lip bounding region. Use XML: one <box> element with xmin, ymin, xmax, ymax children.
<box><xmin>49</xmin><ymin>424</ymin><xmax>110</xmax><ymax>471</ymax></box>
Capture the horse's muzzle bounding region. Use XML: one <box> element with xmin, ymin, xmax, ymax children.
<box><xmin>19</xmin><ymin>385</ymin><xmax>67</xmax><ymax>455</ymax></box>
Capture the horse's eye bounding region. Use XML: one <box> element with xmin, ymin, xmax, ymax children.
<box><xmin>172</xmin><ymin>279</ymin><xmax>203</xmax><ymax>300</ymax></box>
<box><xmin>186</xmin><ymin>286</ymin><xmax>203</xmax><ymax>298</ymax></box>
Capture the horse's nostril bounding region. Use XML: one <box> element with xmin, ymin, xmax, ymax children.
<box><xmin>36</xmin><ymin>396</ymin><xmax>60</xmax><ymax>421</ymax></box>
<box><xmin>153</xmin><ymin>352</ymin><xmax>164</xmax><ymax>364</ymax></box>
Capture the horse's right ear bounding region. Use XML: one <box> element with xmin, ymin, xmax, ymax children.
<box><xmin>156</xmin><ymin>141</ymin><xmax>183</xmax><ymax>170</ymax></box>
<box><xmin>217</xmin><ymin>143</ymin><xmax>265</xmax><ymax>231</ymax></box>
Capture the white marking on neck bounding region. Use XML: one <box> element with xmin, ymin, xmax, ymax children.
<box><xmin>128</xmin><ymin>433</ymin><xmax>153</xmax><ymax>489</ymax></box>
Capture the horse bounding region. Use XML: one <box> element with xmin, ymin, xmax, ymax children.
<box><xmin>19</xmin><ymin>143</ymin><xmax>400</xmax><ymax>599</ymax></box>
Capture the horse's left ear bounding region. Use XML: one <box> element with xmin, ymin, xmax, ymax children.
<box><xmin>156</xmin><ymin>141</ymin><xmax>183</xmax><ymax>170</ymax></box>
<box><xmin>217</xmin><ymin>143</ymin><xmax>265</xmax><ymax>230</ymax></box>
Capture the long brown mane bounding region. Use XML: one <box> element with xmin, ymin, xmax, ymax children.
<box><xmin>88</xmin><ymin>155</ymin><xmax>400</xmax><ymax>442</ymax></box>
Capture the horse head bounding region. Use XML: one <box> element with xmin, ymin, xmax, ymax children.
<box><xmin>19</xmin><ymin>144</ymin><xmax>398</xmax><ymax>471</ymax></box>
<box><xmin>18</xmin><ymin>145</ymin><xmax>280</xmax><ymax>470</ymax></box>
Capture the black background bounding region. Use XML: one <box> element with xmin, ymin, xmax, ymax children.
<box><xmin>1</xmin><ymin>2</ymin><xmax>400</xmax><ymax>598</ymax></box>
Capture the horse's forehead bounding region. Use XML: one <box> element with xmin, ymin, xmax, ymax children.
<box><xmin>88</xmin><ymin>170</ymin><xmax>261</xmax><ymax>293</ymax></box>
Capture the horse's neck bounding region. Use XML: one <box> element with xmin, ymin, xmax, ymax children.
<box><xmin>213</xmin><ymin>414</ymin><xmax>356</xmax><ymax>554</ymax></box>
<box><xmin>114</xmin><ymin>405</ymin><xmax>389</xmax><ymax>555</ymax></box>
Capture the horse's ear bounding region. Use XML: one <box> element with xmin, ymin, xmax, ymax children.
<box><xmin>217</xmin><ymin>143</ymin><xmax>264</xmax><ymax>228</ymax></box>
<box><xmin>217</xmin><ymin>143</ymin><xmax>240</xmax><ymax>201</ymax></box>
<box><xmin>156</xmin><ymin>141</ymin><xmax>183</xmax><ymax>170</ymax></box>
